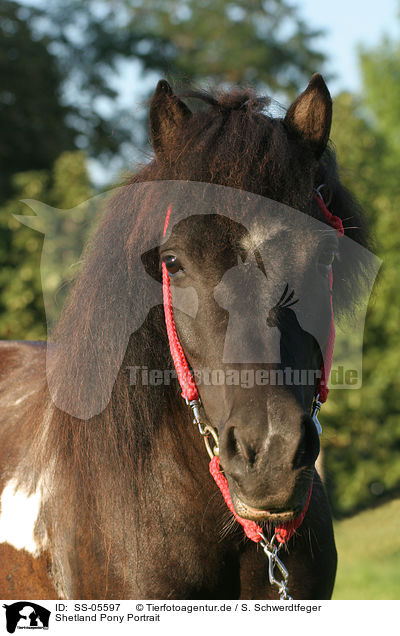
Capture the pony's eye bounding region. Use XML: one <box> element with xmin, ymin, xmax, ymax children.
<box><xmin>163</xmin><ymin>255</ymin><xmax>183</xmax><ymax>276</ymax></box>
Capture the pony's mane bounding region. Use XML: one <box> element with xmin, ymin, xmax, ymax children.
<box><xmin>178</xmin><ymin>87</ymin><xmax>270</xmax><ymax>112</ymax></box>
<box><xmin>3</xmin><ymin>86</ymin><xmax>372</xmax><ymax>557</ymax></box>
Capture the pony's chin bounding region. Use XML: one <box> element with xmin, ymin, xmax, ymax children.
<box><xmin>231</xmin><ymin>493</ymin><xmax>297</xmax><ymax>524</ymax></box>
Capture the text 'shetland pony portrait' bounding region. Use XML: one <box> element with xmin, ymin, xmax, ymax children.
<box><xmin>0</xmin><ymin>74</ymin><xmax>375</xmax><ymax>599</ymax></box>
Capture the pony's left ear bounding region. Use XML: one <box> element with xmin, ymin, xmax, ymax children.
<box><xmin>284</xmin><ymin>73</ymin><xmax>332</xmax><ymax>158</ymax></box>
<box><xmin>150</xmin><ymin>79</ymin><xmax>192</xmax><ymax>156</ymax></box>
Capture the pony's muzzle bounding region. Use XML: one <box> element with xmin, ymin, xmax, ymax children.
<box><xmin>218</xmin><ymin>411</ymin><xmax>318</xmax><ymax>520</ymax></box>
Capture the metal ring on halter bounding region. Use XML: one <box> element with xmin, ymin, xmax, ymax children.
<box><xmin>201</xmin><ymin>424</ymin><xmax>220</xmax><ymax>459</ymax></box>
<box><xmin>314</xmin><ymin>183</ymin><xmax>332</xmax><ymax>208</ymax></box>
<box><xmin>311</xmin><ymin>393</ymin><xmax>322</xmax><ymax>435</ymax></box>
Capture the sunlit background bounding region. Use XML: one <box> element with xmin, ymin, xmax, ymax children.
<box><xmin>1</xmin><ymin>0</ymin><xmax>399</xmax><ymax>598</ymax></box>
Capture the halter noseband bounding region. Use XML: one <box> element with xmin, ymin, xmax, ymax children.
<box><xmin>161</xmin><ymin>191</ymin><xmax>344</xmax><ymax>598</ymax></box>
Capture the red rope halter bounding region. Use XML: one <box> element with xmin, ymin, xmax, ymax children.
<box><xmin>162</xmin><ymin>196</ymin><xmax>343</xmax><ymax>545</ymax></box>
<box><xmin>314</xmin><ymin>194</ymin><xmax>344</xmax><ymax>404</ymax></box>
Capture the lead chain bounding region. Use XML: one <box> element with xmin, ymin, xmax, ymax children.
<box><xmin>259</xmin><ymin>532</ymin><xmax>292</xmax><ymax>600</ymax></box>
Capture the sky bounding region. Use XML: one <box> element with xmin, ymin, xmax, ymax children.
<box><xmin>296</xmin><ymin>0</ymin><xmax>399</xmax><ymax>95</ymax></box>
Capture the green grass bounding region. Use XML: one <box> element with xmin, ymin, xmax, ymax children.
<box><xmin>332</xmin><ymin>499</ymin><xmax>400</xmax><ymax>599</ymax></box>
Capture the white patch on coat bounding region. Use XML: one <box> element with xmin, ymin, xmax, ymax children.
<box><xmin>0</xmin><ymin>478</ymin><xmax>48</xmax><ymax>557</ymax></box>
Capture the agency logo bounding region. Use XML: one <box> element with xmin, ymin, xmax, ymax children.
<box><xmin>16</xmin><ymin>181</ymin><xmax>381</xmax><ymax>419</ymax></box>
<box><xmin>2</xmin><ymin>602</ymin><xmax>50</xmax><ymax>633</ymax></box>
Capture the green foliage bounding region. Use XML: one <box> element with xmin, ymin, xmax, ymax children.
<box><xmin>40</xmin><ymin>0</ymin><xmax>327</xmax><ymax>97</ymax></box>
<box><xmin>333</xmin><ymin>499</ymin><xmax>400</xmax><ymax>599</ymax></box>
<box><xmin>113</xmin><ymin>0</ymin><xmax>327</xmax><ymax>96</ymax></box>
<box><xmin>322</xmin><ymin>86</ymin><xmax>400</xmax><ymax>514</ymax></box>
<box><xmin>0</xmin><ymin>151</ymin><xmax>93</xmax><ymax>339</ymax></box>
<box><xmin>1</xmin><ymin>0</ymin><xmax>329</xmax><ymax>195</ymax></box>
<box><xmin>360</xmin><ymin>37</ymin><xmax>400</xmax><ymax>152</ymax></box>
<box><xmin>0</xmin><ymin>0</ymin><xmax>76</xmax><ymax>200</ymax></box>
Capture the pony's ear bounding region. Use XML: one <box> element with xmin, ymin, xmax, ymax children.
<box><xmin>150</xmin><ymin>79</ymin><xmax>192</xmax><ymax>155</ymax></box>
<box><xmin>284</xmin><ymin>73</ymin><xmax>332</xmax><ymax>158</ymax></box>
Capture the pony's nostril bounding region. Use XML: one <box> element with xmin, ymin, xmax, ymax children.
<box><xmin>243</xmin><ymin>444</ymin><xmax>257</xmax><ymax>466</ymax></box>
<box><xmin>228</xmin><ymin>428</ymin><xmax>257</xmax><ymax>466</ymax></box>
<box><xmin>226</xmin><ymin>426</ymin><xmax>238</xmax><ymax>459</ymax></box>
<box><xmin>293</xmin><ymin>415</ymin><xmax>320</xmax><ymax>469</ymax></box>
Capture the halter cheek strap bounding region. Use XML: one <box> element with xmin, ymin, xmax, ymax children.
<box><xmin>311</xmin><ymin>192</ymin><xmax>344</xmax><ymax>432</ymax></box>
<box><xmin>162</xmin><ymin>260</ymin><xmax>199</xmax><ymax>402</ymax></box>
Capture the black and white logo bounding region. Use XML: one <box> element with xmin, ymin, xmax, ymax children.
<box><xmin>3</xmin><ymin>602</ymin><xmax>50</xmax><ymax>633</ymax></box>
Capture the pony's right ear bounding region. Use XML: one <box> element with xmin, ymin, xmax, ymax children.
<box><xmin>284</xmin><ymin>73</ymin><xmax>332</xmax><ymax>158</ymax></box>
<box><xmin>150</xmin><ymin>80</ymin><xmax>192</xmax><ymax>156</ymax></box>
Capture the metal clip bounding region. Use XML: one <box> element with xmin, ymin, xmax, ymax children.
<box><xmin>311</xmin><ymin>395</ymin><xmax>322</xmax><ymax>435</ymax></box>
<box><xmin>186</xmin><ymin>398</ymin><xmax>220</xmax><ymax>458</ymax></box>
<box><xmin>259</xmin><ymin>532</ymin><xmax>292</xmax><ymax>600</ymax></box>
<box><xmin>186</xmin><ymin>397</ymin><xmax>202</xmax><ymax>425</ymax></box>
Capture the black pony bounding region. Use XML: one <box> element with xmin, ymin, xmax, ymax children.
<box><xmin>0</xmin><ymin>74</ymin><xmax>370</xmax><ymax>599</ymax></box>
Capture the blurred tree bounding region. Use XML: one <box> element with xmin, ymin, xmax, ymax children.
<box><xmin>360</xmin><ymin>37</ymin><xmax>400</xmax><ymax>153</ymax></box>
<box><xmin>6</xmin><ymin>0</ymin><xmax>328</xmax><ymax>168</ymax></box>
<box><xmin>0</xmin><ymin>151</ymin><xmax>93</xmax><ymax>339</ymax></box>
<box><xmin>111</xmin><ymin>0</ymin><xmax>327</xmax><ymax>96</ymax></box>
<box><xmin>0</xmin><ymin>0</ymin><xmax>76</xmax><ymax>200</ymax></box>
<box><xmin>324</xmin><ymin>88</ymin><xmax>400</xmax><ymax>515</ymax></box>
